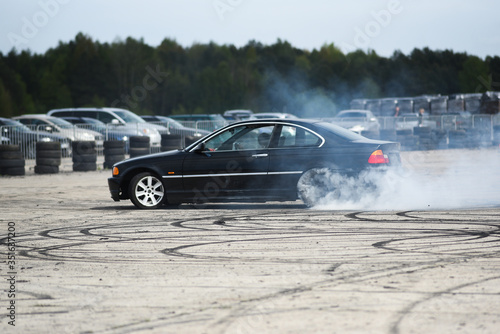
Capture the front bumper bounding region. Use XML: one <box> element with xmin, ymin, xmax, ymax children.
<box><xmin>108</xmin><ymin>177</ymin><xmax>121</xmax><ymax>201</ymax></box>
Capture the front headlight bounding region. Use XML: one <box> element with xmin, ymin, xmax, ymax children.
<box><xmin>40</xmin><ymin>137</ymin><xmax>53</xmax><ymax>142</ymax></box>
<box><xmin>142</xmin><ymin>128</ymin><xmax>150</xmax><ymax>135</ymax></box>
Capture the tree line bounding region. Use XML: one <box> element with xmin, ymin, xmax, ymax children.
<box><xmin>1</xmin><ymin>32</ymin><xmax>499</xmax><ymax>119</ymax></box>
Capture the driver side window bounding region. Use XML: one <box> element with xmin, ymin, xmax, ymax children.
<box><xmin>204</xmin><ymin>125</ymin><xmax>274</xmax><ymax>151</ymax></box>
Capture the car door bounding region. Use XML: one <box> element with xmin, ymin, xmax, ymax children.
<box><xmin>266</xmin><ymin>124</ymin><xmax>325</xmax><ymax>196</ymax></box>
<box><xmin>182</xmin><ymin>123</ymin><xmax>275</xmax><ymax>201</ymax></box>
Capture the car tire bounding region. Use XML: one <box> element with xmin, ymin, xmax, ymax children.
<box><xmin>73</xmin><ymin>162</ymin><xmax>97</xmax><ymax>172</ymax></box>
<box><xmin>129</xmin><ymin>147</ymin><xmax>150</xmax><ymax>158</ymax></box>
<box><xmin>36</xmin><ymin>142</ymin><xmax>61</xmax><ymax>151</ymax></box>
<box><xmin>0</xmin><ymin>150</ymin><xmax>23</xmax><ymax>160</ymax></box>
<box><xmin>36</xmin><ymin>157</ymin><xmax>61</xmax><ymax>166</ymax></box>
<box><xmin>128</xmin><ymin>172</ymin><xmax>165</xmax><ymax>209</ymax></box>
<box><xmin>36</xmin><ymin>149</ymin><xmax>61</xmax><ymax>159</ymax></box>
<box><xmin>1</xmin><ymin>166</ymin><xmax>25</xmax><ymax>176</ymax></box>
<box><xmin>72</xmin><ymin>153</ymin><xmax>97</xmax><ymax>163</ymax></box>
<box><xmin>35</xmin><ymin>165</ymin><xmax>59</xmax><ymax>174</ymax></box>
<box><xmin>297</xmin><ymin>168</ymin><xmax>342</xmax><ymax>207</ymax></box>
<box><xmin>102</xmin><ymin>148</ymin><xmax>124</xmax><ymax>155</ymax></box>
<box><xmin>0</xmin><ymin>144</ymin><xmax>21</xmax><ymax>152</ymax></box>
<box><xmin>0</xmin><ymin>159</ymin><xmax>25</xmax><ymax>168</ymax></box>
<box><xmin>104</xmin><ymin>141</ymin><xmax>125</xmax><ymax>149</ymax></box>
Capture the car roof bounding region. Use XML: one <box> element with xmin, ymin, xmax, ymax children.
<box><xmin>14</xmin><ymin>114</ymin><xmax>58</xmax><ymax>119</ymax></box>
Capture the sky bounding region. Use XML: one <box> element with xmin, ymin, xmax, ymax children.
<box><xmin>1</xmin><ymin>0</ymin><xmax>499</xmax><ymax>58</ymax></box>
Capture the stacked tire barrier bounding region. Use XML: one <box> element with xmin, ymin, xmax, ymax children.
<box><xmin>494</xmin><ymin>125</ymin><xmax>500</xmax><ymax>147</ymax></box>
<box><xmin>379</xmin><ymin>129</ymin><xmax>397</xmax><ymax>142</ymax></box>
<box><xmin>432</xmin><ymin>129</ymin><xmax>448</xmax><ymax>149</ymax></box>
<box><xmin>0</xmin><ymin>145</ymin><xmax>25</xmax><ymax>176</ymax></box>
<box><xmin>161</xmin><ymin>134</ymin><xmax>182</xmax><ymax>151</ymax></box>
<box><xmin>130</xmin><ymin>136</ymin><xmax>150</xmax><ymax>158</ymax></box>
<box><xmin>103</xmin><ymin>140</ymin><xmax>126</xmax><ymax>169</ymax></box>
<box><xmin>35</xmin><ymin>142</ymin><xmax>61</xmax><ymax>174</ymax></box>
<box><xmin>413</xmin><ymin>126</ymin><xmax>434</xmax><ymax>150</ymax></box>
<box><xmin>396</xmin><ymin>129</ymin><xmax>417</xmax><ymax>151</ymax></box>
<box><xmin>448</xmin><ymin>130</ymin><xmax>467</xmax><ymax>149</ymax></box>
<box><xmin>72</xmin><ymin>141</ymin><xmax>97</xmax><ymax>172</ymax></box>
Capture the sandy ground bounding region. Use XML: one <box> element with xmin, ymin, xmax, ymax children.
<box><xmin>1</xmin><ymin>148</ymin><xmax>500</xmax><ymax>333</ymax></box>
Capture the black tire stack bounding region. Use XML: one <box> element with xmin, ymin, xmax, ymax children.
<box><xmin>35</xmin><ymin>142</ymin><xmax>61</xmax><ymax>174</ymax></box>
<box><xmin>0</xmin><ymin>145</ymin><xmax>25</xmax><ymax>176</ymax></box>
<box><xmin>413</xmin><ymin>126</ymin><xmax>434</xmax><ymax>150</ymax></box>
<box><xmin>396</xmin><ymin>129</ymin><xmax>417</xmax><ymax>151</ymax></box>
<box><xmin>161</xmin><ymin>134</ymin><xmax>182</xmax><ymax>151</ymax></box>
<box><xmin>448</xmin><ymin>130</ymin><xmax>467</xmax><ymax>149</ymax></box>
<box><xmin>103</xmin><ymin>140</ymin><xmax>126</xmax><ymax>169</ymax></box>
<box><xmin>379</xmin><ymin>129</ymin><xmax>397</xmax><ymax>142</ymax></box>
<box><xmin>72</xmin><ymin>141</ymin><xmax>97</xmax><ymax>172</ymax></box>
<box><xmin>130</xmin><ymin>136</ymin><xmax>150</xmax><ymax>158</ymax></box>
<box><xmin>493</xmin><ymin>125</ymin><xmax>500</xmax><ymax>147</ymax></box>
<box><xmin>432</xmin><ymin>129</ymin><xmax>448</xmax><ymax>149</ymax></box>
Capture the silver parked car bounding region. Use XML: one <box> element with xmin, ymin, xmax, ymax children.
<box><xmin>13</xmin><ymin>114</ymin><xmax>104</xmax><ymax>146</ymax></box>
<box><xmin>47</xmin><ymin>108</ymin><xmax>164</xmax><ymax>148</ymax></box>
<box><xmin>331</xmin><ymin>110</ymin><xmax>381</xmax><ymax>134</ymax></box>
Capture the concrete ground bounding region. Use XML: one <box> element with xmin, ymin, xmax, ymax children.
<box><xmin>1</xmin><ymin>148</ymin><xmax>500</xmax><ymax>333</ymax></box>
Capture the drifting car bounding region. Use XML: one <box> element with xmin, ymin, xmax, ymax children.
<box><xmin>108</xmin><ymin>119</ymin><xmax>401</xmax><ymax>209</ymax></box>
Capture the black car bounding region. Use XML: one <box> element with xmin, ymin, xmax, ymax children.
<box><xmin>108</xmin><ymin>119</ymin><xmax>401</xmax><ymax>209</ymax></box>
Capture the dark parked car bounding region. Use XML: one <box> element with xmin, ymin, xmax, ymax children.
<box><xmin>140</xmin><ymin>115</ymin><xmax>211</xmax><ymax>137</ymax></box>
<box><xmin>60</xmin><ymin>116</ymin><xmax>134</xmax><ymax>142</ymax></box>
<box><xmin>108</xmin><ymin>119</ymin><xmax>401</xmax><ymax>209</ymax></box>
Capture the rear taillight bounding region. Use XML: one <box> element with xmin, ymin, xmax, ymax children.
<box><xmin>368</xmin><ymin>149</ymin><xmax>389</xmax><ymax>164</ymax></box>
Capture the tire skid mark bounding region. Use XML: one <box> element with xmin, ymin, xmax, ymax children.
<box><xmin>389</xmin><ymin>275</ymin><xmax>500</xmax><ymax>334</ymax></box>
<box><xmin>209</xmin><ymin>258</ymin><xmax>485</xmax><ymax>332</ymax></box>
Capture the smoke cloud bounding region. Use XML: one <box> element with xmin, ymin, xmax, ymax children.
<box><xmin>313</xmin><ymin>148</ymin><xmax>500</xmax><ymax>211</ymax></box>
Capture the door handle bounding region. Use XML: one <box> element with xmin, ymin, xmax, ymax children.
<box><xmin>251</xmin><ymin>153</ymin><xmax>268</xmax><ymax>158</ymax></box>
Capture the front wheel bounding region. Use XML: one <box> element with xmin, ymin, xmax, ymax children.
<box><xmin>129</xmin><ymin>172</ymin><xmax>165</xmax><ymax>209</ymax></box>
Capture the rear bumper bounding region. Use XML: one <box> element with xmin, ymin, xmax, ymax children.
<box><xmin>108</xmin><ymin>177</ymin><xmax>121</xmax><ymax>201</ymax></box>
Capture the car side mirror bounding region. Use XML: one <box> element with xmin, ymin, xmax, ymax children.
<box><xmin>111</xmin><ymin>119</ymin><xmax>121</xmax><ymax>125</ymax></box>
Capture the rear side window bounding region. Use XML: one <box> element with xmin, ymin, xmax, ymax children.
<box><xmin>277</xmin><ymin>126</ymin><xmax>322</xmax><ymax>148</ymax></box>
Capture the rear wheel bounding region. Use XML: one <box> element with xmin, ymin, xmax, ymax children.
<box><xmin>297</xmin><ymin>168</ymin><xmax>342</xmax><ymax>207</ymax></box>
<box><xmin>129</xmin><ymin>172</ymin><xmax>165</xmax><ymax>209</ymax></box>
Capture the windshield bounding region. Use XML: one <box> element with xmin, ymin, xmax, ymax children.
<box><xmin>164</xmin><ymin>118</ymin><xmax>185</xmax><ymax>129</ymax></box>
<box><xmin>49</xmin><ymin>117</ymin><xmax>74</xmax><ymax>127</ymax></box>
<box><xmin>113</xmin><ymin>110</ymin><xmax>146</xmax><ymax>123</ymax></box>
<box><xmin>1</xmin><ymin>119</ymin><xmax>33</xmax><ymax>132</ymax></box>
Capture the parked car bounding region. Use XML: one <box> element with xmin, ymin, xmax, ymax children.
<box><xmin>59</xmin><ymin>116</ymin><xmax>134</xmax><ymax>143</ymax></box>
<box><xmin>169</xmin><ymin>114</ymin><xmax>228</xmax><ymax>131</ymax></box>
<box><xmin>223</xmin><ymin>109</ymin><xmax>254</xmax><ymax>121</ymax></box>
<box><xmin>140</xmin><ymin>115</ymin><xmax>211</xmax><ymax>138</ymax></box>
<box><xmin>0</xmin><ymin>117</ymin><xmax>70</xmax><ymax>157</ymax></box>
<box><xmin>108</xmin><ymin>119</ymin><xmax>401</xmax><ymax>209</ymax></box>
<box><xmin>332</xmin><ymin>110</ymin><xmax>380</xmax><ymax>134</ymax></box>
<box><xmin>47</xmin><ymin>108</ymin><xmax>164</xmax><ymax>148</ymax></box>
<box><xmin>13</xmin><ymin>115</ymin><xmax>104</xmax><ymax>148</ymax></box>
<box><xmin>252</xmin><ymin>112</ymin><xmax>299</xmax><ymax>119</ymax></box>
